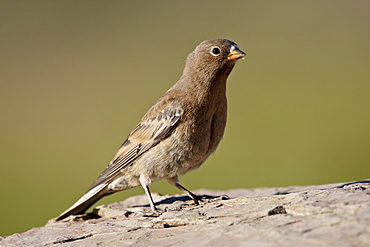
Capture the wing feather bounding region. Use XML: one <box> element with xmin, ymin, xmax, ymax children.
<box><xmin>86</xmin><ymin>99</ymin><xmax>183</xmax><ymax>191</ymax></box>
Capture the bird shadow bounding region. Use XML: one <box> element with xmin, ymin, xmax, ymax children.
<box><xmin>76</xmin><ymin>194</ymin><xmax>228</xmax><ymax>221</ymax></box>
<box><xmin>133</xmin><ymin>194</ymin><xmax>229</xmax><ymax>209</ymax></box>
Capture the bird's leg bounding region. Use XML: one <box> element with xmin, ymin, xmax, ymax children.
<box><xmin>167</xmin><ymin>177</ymin><xmax>200</xmax><ymax>205</ymax></box>
<box><xmin>142</xmin><ymin>185</ymin><xmax>158</xmax><ymax>212</ymax></box>
<box><xmin>176</xmin><ymin>183</ymin><xmax>200</xmax><ymax>205</ymax></box>
<box><xmin>140</xmin><ymin>175</ymin><xmax>159</xmax><ymax>212</ymax></box>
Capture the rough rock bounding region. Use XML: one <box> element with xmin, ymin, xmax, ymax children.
<box><xmin>1</xmin><ymin>180</ymin><xmax>369</xmax><ymax>246</ymax></box>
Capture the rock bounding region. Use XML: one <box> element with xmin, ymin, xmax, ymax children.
<box><xmin>1</xmin><ymin>180</ymin><xmax>369</xmax><ymax>246</ymax></box>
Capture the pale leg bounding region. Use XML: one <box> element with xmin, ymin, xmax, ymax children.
<box><xmin>140</xmin><ymin>174</ymin><xmax>158</xmax><ymax>212</ymax></box>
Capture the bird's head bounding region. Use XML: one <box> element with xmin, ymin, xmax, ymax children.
<box><xmin>185</xmin><ymin>39</ymin><xmax>246</xmax><ymax>80</ymax></box>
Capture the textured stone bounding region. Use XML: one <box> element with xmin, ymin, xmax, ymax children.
<box><xmin>1</xmin><ymin>180</ymin><xmax>369</xmax><ymax>246</ymax></box>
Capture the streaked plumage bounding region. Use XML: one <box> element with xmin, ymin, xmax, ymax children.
<box><xmin>56</xmin><ymin>38</ymin><xmax>245</xmax><ymax>221</ymax></box>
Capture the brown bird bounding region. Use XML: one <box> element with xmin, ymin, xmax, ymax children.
<box><xmin>56</xmin><ymin>38</ymin><xmax>245</xmax><ymax>221</ymax></box>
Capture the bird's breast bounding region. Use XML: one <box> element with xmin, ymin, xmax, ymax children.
<box><xmin>138</xmin><ymin>84</ymin><xmax>228</xmax><ymax>179</ymax></box>
<box><xmin>180</xmin><ymin>94</ymin><xmax>227</xmax><ymax>161</ymax></box>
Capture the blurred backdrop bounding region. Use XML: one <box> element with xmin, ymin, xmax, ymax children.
<box><xmin>1</xmin><ymin>0</ymin><xmax>369</xmax><ymax>236</ymax></box>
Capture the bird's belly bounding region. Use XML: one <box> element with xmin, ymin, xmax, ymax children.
<box><xmin>141</xmin><ymin>116</ymin><xmax>225</xmax><ymax>179</ymax></box>
<box><xmin>109</xmin><ymin>109</ymin><xmax>226</xmax><ymax>190</ymax></box>
<box><xmin>107</xmin><ymin>135</ymin><xmax>208</xmax><ymax>192</ymax></box>
<box><xmin>138</xmin><ymin>138</ymin><xmax>205</xmax><ymax>180</ymax></box>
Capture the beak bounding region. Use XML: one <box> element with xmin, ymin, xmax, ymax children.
<box><xmin>227</xmin><ymin>45</ymin><xmax>246</xmax><ymax>61</ymax></box>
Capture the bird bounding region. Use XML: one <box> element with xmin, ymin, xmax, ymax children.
<box><xmin>56</xmin><ymin>38</ymin><xmax>246</xmax><ymax>221</ymax></box>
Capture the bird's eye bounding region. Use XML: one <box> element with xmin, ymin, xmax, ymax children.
<box><xmin>210</xmin><ymin>47</ymin><xmax>221</xmax><ymax>56</ymax></box>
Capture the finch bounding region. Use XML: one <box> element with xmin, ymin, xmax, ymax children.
<box><xmin>56</xmin><ymin>38</ymin><xmax>245</xmax><ymax>221</ymax></box>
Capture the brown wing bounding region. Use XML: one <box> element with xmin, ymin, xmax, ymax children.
<box><xmin>86</xmin><ymin>99</ymin><xmax>183</xmax><ymax>191</ymax></box>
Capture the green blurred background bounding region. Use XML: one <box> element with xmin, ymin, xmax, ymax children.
<box><xmin>1</xmin><ymin>0</ymin><xmax>369</xmax><ymax>236</ymax></box>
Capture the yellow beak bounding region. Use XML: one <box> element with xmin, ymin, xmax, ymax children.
<box><xmin>227</xmin><ymin>45</ymin><xmax>246</xmax><ymax>61</ymax></box>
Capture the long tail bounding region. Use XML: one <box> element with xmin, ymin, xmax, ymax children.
<box><xmin>56</xmin><ymin>183</ymin><xmax>107</xmax><ymax>221</ymax></box>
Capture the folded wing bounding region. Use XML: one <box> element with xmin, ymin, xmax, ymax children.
<box><xmin>56</xmin><ymin>99</ymin><xmax>183</xmax><ymax>220</ymax></box>
<box><xmin>88</xmin><ymin>99</ymin><xmax>183</xmax><ymax>190</ymax></box>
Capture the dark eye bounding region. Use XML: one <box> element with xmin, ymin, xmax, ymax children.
<box><xmin>210</xmin><ymin>47</ymin><xmax>221</xmax><ymax>56</ymax></box>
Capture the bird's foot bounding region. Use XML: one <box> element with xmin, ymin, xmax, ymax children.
<box><xmin>151</xmin><ymin>206</ymin><xmax>165</xmax><ymax>214</ymax></box>
<box><xmin>138</xmin><ymin>206</ymin><xmax>164</xmax><ymax>217</ymax></box>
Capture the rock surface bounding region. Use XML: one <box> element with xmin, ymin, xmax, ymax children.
<box><xmin>1</xmin><ymin>180</ymin><xmax>369</xmax><ymax>246</ymax></box>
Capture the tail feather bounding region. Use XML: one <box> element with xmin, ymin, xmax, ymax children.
<box><xmin>56</xmin><ymin>184</ymin><xmax>107</xmax><ymax>221</ymax></box>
